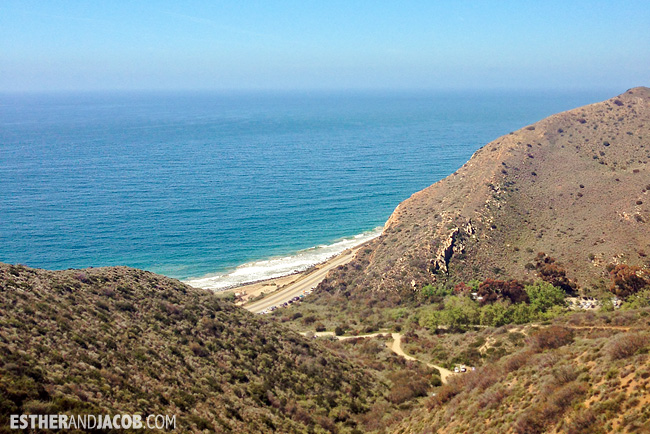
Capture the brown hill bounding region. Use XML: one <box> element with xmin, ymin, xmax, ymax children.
<box><xmin>0</xmin><ymin>264</ymin><xmax>396</xmax><ymax>433</ymax></box>
<box><xmin>396</xmin><ymin>309</ymin><xmax>650</xmax><ymax>434</ymax></box>
<box><xmin>322</xmin><ymin>87</ymin><xmax>650</xmax><ymax>300</ymax></box>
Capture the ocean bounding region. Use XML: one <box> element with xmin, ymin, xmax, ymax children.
<box><xmin>0</xmin><ymin>90</ymin><xmax>612</xmax><ymax>289</ymax></box>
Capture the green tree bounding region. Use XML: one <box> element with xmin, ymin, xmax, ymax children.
<box><xmin>441</xmin><ymin>296</ymin><xmax>479</xmax><ymax>330</ymax></box>
<box><xmin>418</xmin><ymin>310</ymin><xmax>440</xmax><ymax>331</ymax></box>
<box><xmin>622</xmin><ymin>289</ymin><xmax>650</xmax><ymax>309</ymax></box>
<box><xmin>525</xmin><ymin>281</ymin><xmax>566</xmax><ymax>313</ymax></box>
<box><xmin>479</xmin><ymin>300</ymin><xmax>511</xmax><ymax>327</ymax></box>
<box><xmin>421</xmin><ymin>284</ymin><xmax>453</xmax><ymax>299</ymax></box>
<box><xmin>511</xmin><ymin>303</ymin><xmax>535</xmax><ymax>324</ymax></box>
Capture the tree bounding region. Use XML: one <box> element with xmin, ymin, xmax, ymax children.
<box><xmin>479</xmin><ymin>300</ymin><xmax>512</xmax><ymax>327</ymax></box>
<box><xmin>477</xmin><ymin>279</ymin><xmax>529</xmax><ymax>305</ymax></box>
<box><xmin>419</xmin><ymin>310</ymin><xmax>440</xmax><ymax>331</ymax></box>
<box><xmin>511</xmin><ymin>303</ymin><xmax>535</xmax><ymax>324</ymax></box>
<box><xmin>453</xmin><ymin>282</ymin><xmax>472</xmax><ymax>296</ymax></box>
<box><xmin>441</xmin><ymin>296</ymin><xmax>480</xmax><ymax>330</ymax></box>
<box><xmin>525</xmin><ymin>281</ymin><xmax>566</xmax><ymax>313</ymax></box>
<box><xmin>421</xmin><ymin>284</ymin><xmax>452</xmax><ymax>299</ymax></box>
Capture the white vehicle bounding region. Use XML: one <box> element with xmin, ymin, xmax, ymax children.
<box><xmin>454</xmin><ymin>366</ymin><xmax>460</xmax><ymax>373</ymax></box>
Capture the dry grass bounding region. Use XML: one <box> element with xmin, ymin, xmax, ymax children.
<box><xmin>320</xmin><ymin>87</ymin><xmax>650</xmax><ymax>301</ymax></box>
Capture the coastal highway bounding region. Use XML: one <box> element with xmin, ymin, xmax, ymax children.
<box><xmin>244</xmin><ymin>249</ymin><xmax>357</xmax><ymax>314</ymax></box>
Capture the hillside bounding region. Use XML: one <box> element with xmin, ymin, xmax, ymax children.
<box><xmin>396</xmin><ymin>309</ymin><xmax>650</xmax><ymax>433</ymax></box>
<box><xmin>321</xmin><ymin>87</ymin><xmax>650</xmax><ymax>300</ymax></box>
<box><xmin>0</xmin><ymin>263</ymin><xmax>400</xmax><ymax>433</ymax></box>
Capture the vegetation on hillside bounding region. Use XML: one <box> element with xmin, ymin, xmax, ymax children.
<box><xmin>0</xmin><ymin>264</ymin><xmax>402</xmax><ymax>433</ymax></box>
<box><xmin>318</xmin><ymin>87</ymin><xmax>650</xmax><ymax>300</ymax></box>
<box><xmin>4</xmin><ymin>88</ymin><xmax>650</xmax><ymax>433</ymax></box>
<box><xmin>396</xmin><ymin>309</ymin><xmax>650</xmax><ymax>434</ymax></box>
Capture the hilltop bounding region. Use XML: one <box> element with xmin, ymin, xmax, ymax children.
<box><xmin>320</xmin><ymin>87</ymin><xmax>650</xmax><ymax>301</ymax></box>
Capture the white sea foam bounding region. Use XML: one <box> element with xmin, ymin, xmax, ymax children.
<box><xmin>183</xmin><ymin>227</ymin><xmax>383</xmax><ymax>291</ymax></box>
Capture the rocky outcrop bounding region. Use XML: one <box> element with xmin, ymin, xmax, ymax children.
<box><xmin>430</xmin><ymin>219</ymin><xmax>475</xmax><ymax>275</ymax></box>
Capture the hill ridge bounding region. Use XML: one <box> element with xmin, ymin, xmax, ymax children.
<box><xmin>321</xmin><ymin>87</ymin><xmax>650</xmax><ymax>299</ymax></box>
<box><xmin>0</xmin><ymin>263</ymin><xmax>393</xmax><ymax>433</ymax></box>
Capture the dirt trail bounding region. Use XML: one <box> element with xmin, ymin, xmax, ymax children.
<box><xmin>566</xmin><ymin>325</ymin><xmax>631</xmax><ymax>331</ymax></box>
<box><xmin>389</xmin><ymin>333</ymin><xmax>455</xmax><ymax>383</ymax></box>
<box><xmin>303</xmin><ymin>331</ymin><xmax>455</xmax><ymax>383</ymax></box>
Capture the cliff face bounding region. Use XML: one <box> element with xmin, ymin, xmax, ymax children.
<box><xmin>323</xmin><ymin>87</ymin><xmax>650</xmax><ymax>297</ymax></box>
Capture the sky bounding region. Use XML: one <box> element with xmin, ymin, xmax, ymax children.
<box><xmin>1</xmin><ymin>0</ymin><xmax>649</xmax><ymax>92</ymax></box>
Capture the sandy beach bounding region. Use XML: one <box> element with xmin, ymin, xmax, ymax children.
<box><xmin>229</xmin><ymin>273</ymin><xmax>304</xmax><ymax>304</ymax></box>
<box><xmin>225</xmin><ymin>245</ymin><xmax>364</xmax><ymax>307</ymax></box>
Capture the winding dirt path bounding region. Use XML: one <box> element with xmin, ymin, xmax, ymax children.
<box><xmin>303</xmin><ymin>331</ymin><xmax>455</xmax><ymax>383</ymax></box>
<box><xmin>388</xmin><ymin>333</ymin><xmax>455</xmax><ymax>383</ymax></box>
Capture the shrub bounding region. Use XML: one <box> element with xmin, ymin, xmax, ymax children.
<box><xmin>551</xmin><ymin>364</ymin><xmax>578</xmax><ymax>385</ymax></box>
<box><xmin>75</xmin><ymin>272</ymin><xmax>90</xmax><ymax>283</ymax></box>
<box><xmin>548</xmin><ymin>382</ymin><xmax>586</xmax><ymax>409</ymax></box>
<box><xmin>605</xmin><ymin>333</ymin><xmax>649</xmax><ymax>360</ymax></box>
<box><xmin>528</xmin><ymin>326</ymin><xmax>574</xmax><ymax>350</ymax></box>
<box><xmin>514</xmin><ymin>406</ymin><xmax>550</xmax><ymax>434</ymax></box>
<box><xmin>477</xmin><ymin>279</ymin><xmax>529</xmax><ymax>305</ymax></box>
<box><xmin>608</xmin><ymin>264</ymin><xmax>649</xmax><ymax>298</ymax></box>
<box><xmin>189</xmin><ymin>342</ymin><xmax>209</xmax><ymax>357</ymax></box>
<box><xmin>387</xmin><ymin>370</ymin><xmax>429</xmax><ymax>404</ymax></box>
<box><xmin>534</xmin><ymin>253</ymin><xmax>577</xmax><ymax>293</ymax></box>
<box><xmin>566</xmin><ymin>408</ymin><xmax>602</xmax><ymax>434</ymax></box>
<box><xmin>503</xmin><ymin>350</ymin><xmax>532</xmax><ymax>373</ymax></box>
<box><xmin>115</xmin><ymin>301</ymin><xmax>136</xmax><ymax>312</ymax></box>
<box><xmin>456</xmin><ymin>365</ymin><xmax>501</xmax><ymax>392</ymax></box>
<box><xmin>477</xmin><ymin>387</ymin><xmax>506</xmax><ymax>410</ymax></box>
<box><xmin>426</xmin><ymin>382</ymin><xmax>461</xmax><ymax>409</ymax></box>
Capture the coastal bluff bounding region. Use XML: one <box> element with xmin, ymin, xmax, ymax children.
<box><xmin>322</xmin><ymin>87</ymin><xmax>650</xmax><ymax>297</ymax></box>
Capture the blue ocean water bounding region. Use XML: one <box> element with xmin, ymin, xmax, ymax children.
<box><xmin>0</xmin><ymin>90</ymin><xmax>612</xmax><ymax>288</ymax></box>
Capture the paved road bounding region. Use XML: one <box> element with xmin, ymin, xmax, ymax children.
<box><xmin>244</xmin><ymin>249</ymin><xmax>356</xmax><ymax>314</ymax></box>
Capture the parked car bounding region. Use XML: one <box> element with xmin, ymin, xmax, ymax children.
<box><xmin>454</xmin><ymin>366</ymin><xmax>460</xmax><ymax>373</ymax></box>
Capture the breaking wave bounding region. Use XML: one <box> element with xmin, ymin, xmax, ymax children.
<box><xmin>183</xmin><ymin>227</ymin><xmax>382</xmax><ymax>291</ymax></box>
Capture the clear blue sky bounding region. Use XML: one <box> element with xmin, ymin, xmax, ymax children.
<box><xmin>1</xmin><ymin>0</ymin><xmax>648</xmax><ymax>92</ymax></box>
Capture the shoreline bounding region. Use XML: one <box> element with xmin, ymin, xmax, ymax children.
<box><xmin>228</xmin><ymin>247</ymin><xmax>358</xmax><ymax>305</ymax></box>
<box><xmin>229</xmin><ymin>240</ymin><xmax>374</xmax><ymax>307</ymax></box>
<box><xmin>243</xmin><ymin>245</ymin><xmax>365</xmax><ymax>313</ymax></box>
<box><xmin>183</xmin><ymin>227</ymin><xmax>383</xmax><ymax>295</ymax></box>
